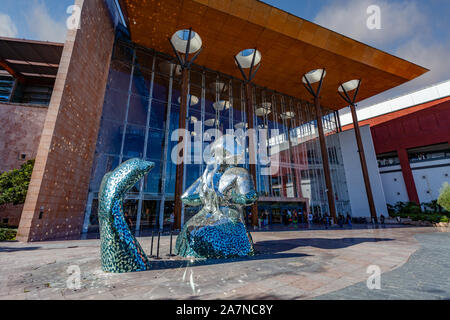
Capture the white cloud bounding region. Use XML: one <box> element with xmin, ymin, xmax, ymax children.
<box><xmin>396</xmin><ymin>39</ymin><xmax>450</xmax><ymax>85</ymax></box>
<box><xmin>314</xmin><ymin>0</ymin><xmax>427</xmax><ymax>46</ymax></box>
<box><xmin>26</xmin><ymin>1</ymin><xmax>66</xmax><ymax>42</ymax></box>
<box><xmin>314</xmin><ymin>0</ymin><xmax>449</xmax><ymax>104</ymax></box>
<box><xmin>0</xmin><ymin>13</ymin><xmax>18</xmax><ymax>38</ymax></box>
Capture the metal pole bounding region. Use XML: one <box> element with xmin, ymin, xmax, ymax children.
<box><xmin>349</xmin><ymin>103</ymin><xmax>378</xmax><ymax>222</ymax></box>
<box><xmin>155</xmin><ymin>231</ymin><xmax>161</xmax><ymax>259</ymax></box>
<box><xmin>167</xmin><ymin>229</ymin><xmax>175</xmax><ymax>257</ymax></box>
<box><xmin>173</xmin><ymin>68</ymin><xmax>189</xmax><ymax>230</ymax></box>
<box><xmin>314</xmin><ymin>96</ymin><xmax>337</xmax><ymax>223</ymax></box>
<box><xmin>245</xmin><ymin>82</ymin><xmax>259</xmax><ymax>228</ymax></box>
<box><xmin>150</xmin><ymin>230</ymin><xmax>155</xmax><ymax>257</ymax></box>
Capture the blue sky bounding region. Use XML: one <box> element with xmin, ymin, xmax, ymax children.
<box><xmin>0</xmin><ymin>0</ymin><xmax>449</xmax><ymax>105</ymax></box>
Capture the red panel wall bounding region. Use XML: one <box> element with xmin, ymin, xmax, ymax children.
<box><xmin>371</xmin><ymin>100</ymin><xmax>450</xmax><ymax>154</ymax></box>
<box><xmin>370</xmin><ymin>99</ymin><xmax>450</xmax><ymax>203</ymax></box>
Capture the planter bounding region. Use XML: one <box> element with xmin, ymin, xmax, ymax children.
<box><xmin>434</xmin><ymin>222</ymin><xmax>449</xmax><ymax>228</ymax></box>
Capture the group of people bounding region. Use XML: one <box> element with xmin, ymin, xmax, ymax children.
<box><xmin>252</xmin><ymin>209</ymin><xmax>354</xmax><ymax>229</ymax></box>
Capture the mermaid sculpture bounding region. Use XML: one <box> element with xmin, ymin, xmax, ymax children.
<box><xmin>98</xmin><ymin>158</ymin><xmax>154</xmax><ymax>273</ymax></box>
<box><xmin>175</xmin><ymin>134</ymin><xmax>258</xmax><ymax>259</ymax></box>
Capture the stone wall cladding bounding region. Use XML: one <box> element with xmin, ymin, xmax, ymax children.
<box><xmin>0</xmin><ymin>103</ymin><xmax>47</xmax><ymax>173</ymax></box>
<box><xmin>0</xmin><ymin>204</ymin><xmax>23</xmax><ymax>227</ymax></box>
<box><xmin>17</xmin><ymin>0</ymin><xmax>115</xmax><ymax>242</ymax></box>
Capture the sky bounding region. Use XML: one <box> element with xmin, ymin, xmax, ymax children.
<box><xmin>0</xmin><ymin>0</ymin><xmax>449</xmax><ymax>107</ymax></box>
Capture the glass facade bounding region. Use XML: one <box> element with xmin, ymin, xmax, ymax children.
<box><xmin>83</xmin><ymin>39</ymin><xmax>351</xmax><ymax>234</ymax></box>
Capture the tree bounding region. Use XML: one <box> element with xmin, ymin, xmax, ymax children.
<box><xmin>0</xmin><ymin>160</ymin><xmax>35</xmax><ymax>206</ymax></box>
<box><xmin>438</xmin><ymin>183</ymin><xmax>450</xmax><ymax>213</ymax></box>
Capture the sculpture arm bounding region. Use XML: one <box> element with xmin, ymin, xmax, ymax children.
<box><xmin>219</xmin><ymin>167</ymin><xmax>258</xmax><ymax>206</ymax></box>
<box><xmin>181</xmin><ymin>177</ymin><xmax>202</xmax><ymax>206</ymax></box>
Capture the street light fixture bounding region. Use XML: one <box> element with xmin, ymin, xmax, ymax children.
<box><xmin>337</xmin><ymin>79</ymin><xmax>378</xmax><ymax>223</ymax></box>
<box><xmin>301</xmin><ymin>68</ymin><xmax>337</xmax><ymax>223</ymax></box>
<box><xmin>234</xmin><ymin>48</ymin><xmax>262</xmax><ymax>229</ymax></box>
<box><xmin>169</xmin><ymin>28</ymin><xmax>203</xmax><ymax>231</ymax></box>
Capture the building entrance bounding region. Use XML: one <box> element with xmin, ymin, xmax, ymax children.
<box><xmin>254</xmin><ymin>202</ymin><xmax>307</xmax><ymax>226</ymax></box>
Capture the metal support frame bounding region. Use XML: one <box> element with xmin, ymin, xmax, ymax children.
<box><xmin>302</xmin><ymin>70</ymin><xmax>338</xmax><ymax>223</ymax></box>
<box><xmin>168</xmin><ymin>28</ymin><xmax>202</xmax><ymax>230</ymax></box>
<box><xmin>235</xmin><ymin>49</ymin><xmax>260</xmax><ymax>228</ymax></box>
<box><xmin>338</xmin><ymin>80</ymin><xmax>378</xmax><ymax>222</ymax></box>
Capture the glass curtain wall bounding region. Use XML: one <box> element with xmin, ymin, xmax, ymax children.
<box><xmin>83</xmin><ymin>39</ymin><xmax>351</xmax><ymax>234</ymax></box>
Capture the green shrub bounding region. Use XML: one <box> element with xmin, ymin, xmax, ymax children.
<box><xmin>0</xmin><ymin>228</ymin><xmax>17</xmax><ymax>241</ymax></box>
<box><xmin>440</xmin><ymin>216</ymin><xmax>449</xmax><ymax>223</ymax></box>
<box><xmin>401</xmin><ymin>202</ymin><xmax>422</xmax><ymax>215</ymax></box>
<box><xmin>0</xmin><ymin>160</ymin><xmax>34</xmax><ymax>206</ymax></box>
<box><xmin>437</xmin><ymin>183</ymin><xmax>450</xmax><ymax>212</ymax></box>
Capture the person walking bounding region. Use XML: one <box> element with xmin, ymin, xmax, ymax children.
<box><xmin>258</xmin><ymin>209</ymin><xmax>263</xmax><ymax>229</ymax></box>
<box><xmin>168</xmin><ymin>212</ymin><xmax>175</xmax><ymax>230</ymax></box>
<box><xmin>284</xmin><ymin>210</ymin><xmax>289</xmax><ymax>226</ymax></box>
<box><xmin>264</xmin><ymin>210</ymin><xmax>269</xmax><ymax>229</ymax></box>
<box><xmin>346</xmin><ymin>213</ymin><xmax>352</xmax><ymax>228</ymax></box>
<box><xmin>293</xmin><ymin>210</ymin><xmax>298</xmax><ymax>227</ymax></box>
<box><xmin>325</xmin><ymin>214</ymin><xmax>330</xmax><ymax>229</ymax></box>
<box><xmin>338</xmin><ymin>213</ymin><xmax>344</xmax><ymax>228</ymax></box>
<box><xmin>307</xmin><ymin>212</ymin><xmax>313</xmax><ymax>228</ymax></box>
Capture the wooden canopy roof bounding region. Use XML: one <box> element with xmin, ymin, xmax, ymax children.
<box><xmin>0</xmin><ymin>37</ymin><xmax>63</xmax><ymax>84</ymax></box>
<box><xmin>120</xmin><ymin>0</ymin><xmax>428</xmax><ymax>110</ymax></box>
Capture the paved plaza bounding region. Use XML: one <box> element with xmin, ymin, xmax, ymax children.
<box><xmin>0</xmin><ymin>225</ymin><xmax>448</xmax><ymax>300</ymax></box>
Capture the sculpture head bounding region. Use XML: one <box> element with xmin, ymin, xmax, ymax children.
<box><xmin>206</xmin><ymin>134</ymin><xmax>245</xmax><ymax>165</ymax></box>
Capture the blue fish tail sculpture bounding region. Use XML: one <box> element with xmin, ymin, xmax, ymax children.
<box><xmin>98</xmin><ymin>158</ymin><xmax>154</xmax><ymax>273</ymax></box>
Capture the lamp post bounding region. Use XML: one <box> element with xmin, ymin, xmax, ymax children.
<box><xmin>235</xmin><ymin>48</ymin><xmax>262</xmax><ymax>228</ymax></box>
<box><xmin>169</xmin><ymin>28</ymin><xmax>202</xmax><ymax>230</ymax></box>
<box><xmin>338</xmin><ymin>79</ymin><xmax>378</xmax><ymax>222</ymax></box>
<box><xmin>302</xmin><ymin>69</ymin><xmax>337</xmax><ymax>223</ymax></box>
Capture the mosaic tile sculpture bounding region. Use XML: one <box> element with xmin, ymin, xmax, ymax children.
<box><xmin>98</xmin><ymin>158</ymin><xmax>154</xmax><ymax>273</ymax></box>
<box><xmin>175</xmin><ymin>135</ymin><xmax>258</xmax><ymax>259</ymax></box>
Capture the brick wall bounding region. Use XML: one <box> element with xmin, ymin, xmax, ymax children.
<box><xmin>0</xmin><ymin>103</ymin><xmax>47</xmax><ymax>173</ymax></box>
<box><xmin>0</xmin><ymin>204</ymin><xmax>23</xmax><ymax>227</ymax></box>
<box><xmin>17</xmin><ymin>0</ymin><xmax>116</xmax><ymax>242</ymax></box>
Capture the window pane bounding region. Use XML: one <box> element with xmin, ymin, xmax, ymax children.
<box><xmin>140</xmin><ymin>200</ymin><xmax>161</xmax><ymax>233</ymax></box>
<box><xmin>153</xmin><ymin>74</ymin><xmax>169</xmax><ymax>102</ymax></box>
<box><xmin>149</xmin><ymin>101</ymin><xmax>167</xmax><ymax>130</ymax></box>
<box><xmin>143</xmin><ymin>160</ymin><xmax>162</xmax><ymax>193</ymax></box>
<box><xmin>89</xmin><ymin>154</ymin><xmax>120</xmax><ymax>192</ymax></box>
<box><xmin>146</xmin><ymin>129</ymin><xmax>165</xmax><ymax>161</ymax></box>
<box><xmin>128</xmin><ymin>94</ymin><xmax>148</xmax><ymax>126</ymax></box>
<box><xmin>123</xmin><ymin>125</ymin><xmax>145</xmax><ymax>158</ymax></box>
<box><xmin>102</xmin><ymin>88</ymin><xmax>128</xmax><ymax>122</ymax></box>
<box><xmin>96</xmin><ymin>119</ymin><xmax>123</xmax><ymax>155</ymax></box>
<box><xmin>108</xmin><ymin>60</ymin><xmax>131</xmax><ymax>90</ymax></box>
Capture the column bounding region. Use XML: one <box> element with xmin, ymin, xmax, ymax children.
<box><xmin>314</xmin><ymin>97</ymin><xmax>337</xmax><ymax>222</ymax></box>
<box><xmin>349</xmin><ymin>103</ymin><xmax>378</xmax><ymax>220</ymax></box>
<box><xmin>398</xmin><ymin>148</ymin><xmax>420</xmax><ymax>204</ymax></box>
<box><xmin>245</xmin><ymin>82</ymin><xmax>259</xmax><ymax>227</ymax></box>
<box><xmin>173</xmin><ymin>68</ymin><xmax>189</xmax><ymax>230</ymax></box>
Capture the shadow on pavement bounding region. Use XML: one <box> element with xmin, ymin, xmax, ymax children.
<box><xmin>0</xmin><ymin>246</ymin><xmax>41</xmax><ymax>253</ymax></box>
<box><xmin>255</xmin><ymin>237</ymin><xmax>395</xmax><ymax>251</ymax></box>
<box><xmin>148</xmin><ymin>251</ymin><xmax>311</xmax><ymax>271</ymax></box>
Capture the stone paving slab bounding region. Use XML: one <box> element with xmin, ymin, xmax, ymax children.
<box><xmin>0</xmin><ymin>226</ymin><xmax>441</xmax><ymax>300</ymax></box>
<box><xmin>314</xmin><ymin>232</ymin><xmax>450</xmax><ymax>300</ymax></box>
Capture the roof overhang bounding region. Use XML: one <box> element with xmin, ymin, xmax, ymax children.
<box><xmin>0</xmin><ymin>37</ymin><xmax>63</xmax><ymax>85</ymax></box>
<box><xmin>120</xmin><ymin>0</ymin><xmax>428</xmax><ymax>110</ymax></box>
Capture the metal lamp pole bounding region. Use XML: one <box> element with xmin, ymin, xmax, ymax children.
<box><xmin>235</xmin><ymin>49</ymin><xmax>261</xmax><ymax>228</ymax></box>
<box><xmin>338</xmin><ymin>80</ymin><xmax>378</xmax><ymax>223</ymax></box>
<box><xmin>302</xmin><ymin>70</ymin><xmax>338</xmax><ymax>223</ymax></box>
<box><xmin>168</xmin><ymin>28</ymin><xmax>203</xmax><ymax>230</ymax></box>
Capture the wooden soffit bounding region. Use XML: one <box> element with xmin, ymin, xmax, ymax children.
<box><xmin>120</xmin><ymin>0</ymin><xmax>428</xmax><ymax>110</ymax></box>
